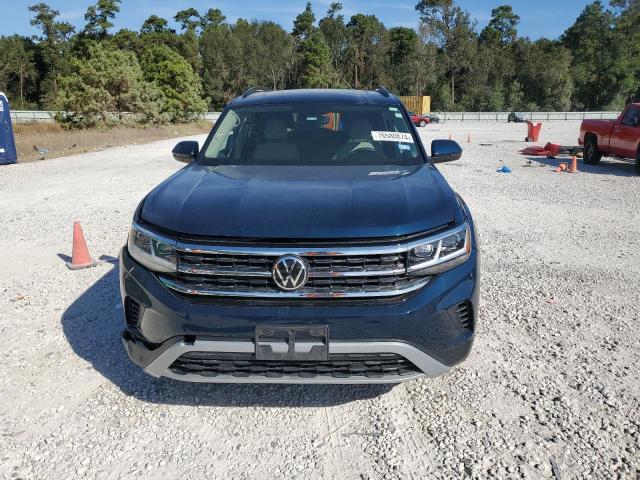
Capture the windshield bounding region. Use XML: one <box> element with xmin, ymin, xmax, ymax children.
<box><xmin>200</xmin><ymin>103</ymin><xmax>424</xmax><ymax>166</ymax></box>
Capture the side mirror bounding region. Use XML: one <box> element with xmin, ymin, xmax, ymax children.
<box><xmin>172</xmin><ymin>141</ymin><xmax>199</xmax><ymax>163</ymax></box>
<box><xmin>431</xmin><ymin>139</ymin><xmax>462</xmax><ymax>163</ymax></box>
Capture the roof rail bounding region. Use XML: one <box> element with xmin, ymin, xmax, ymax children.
<box><xmin>374</xmin><ymin>86</ymin><xmax>390</xmax><ymax>97</ymax></box>
<box><xmin>242</xmin><ymin>87</ymin><xmax>273</xmax><ymax>98</ymax></box>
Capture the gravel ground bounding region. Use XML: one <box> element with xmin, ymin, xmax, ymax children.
<box><xmin>0</xmin><ymin>121</ymin><xmax>638</xmax><ymax>479</ymax></box>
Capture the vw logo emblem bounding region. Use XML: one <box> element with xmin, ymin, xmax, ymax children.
<box><xmin>272</xmin><ymin>255</ymin><xmax>309</xmax><ymax>291</ymax></box>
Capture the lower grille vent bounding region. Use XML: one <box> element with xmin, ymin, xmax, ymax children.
<box><xmin>456</xmin><ymin>301</ymin><xmax>473</xmax><ymax>330</ymax></box>
<box><xmin>125</xmin><ymin>297</ymin><xmax>142</xmax><ymax>326</ymax></box>
<box><xmin>169</xmin><ymin>353</ymin><xmax>421</xmax><ymax>379</ymax></box>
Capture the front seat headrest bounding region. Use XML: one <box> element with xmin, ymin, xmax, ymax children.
<box><xmin>349</xmin><ymin>117</ymin><xmax>373</xmax><ymax>139</ymax></box>
<box><xmin>263</xmin><ymin>118</ymin><xmax>289</xmax><ymax>141</ymax></box>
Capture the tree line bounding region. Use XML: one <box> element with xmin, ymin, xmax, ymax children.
<box><xmin>0</xmin><ymin>0</ymin><xmax>638</xmax><ymax>127</ymax></box>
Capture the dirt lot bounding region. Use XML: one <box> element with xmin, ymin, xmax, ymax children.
<box><xmin>12</xmin><ymin>122</ymin><xmax>212</xmax><ymax>163</ymax></box>
<box><xmin>0</xmin><ymin>122</ymin><xmax>638</xmax><ymax>479</ymax></box>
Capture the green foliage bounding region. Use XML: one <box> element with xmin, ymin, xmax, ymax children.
<box><xmin>84</xmin><ymin>0</ymin><xmax>121</xmax><ymax>37</ymax></box>
<box><xmin>200</xmin><ymin>19</ymin><xmax>293</xmax><ymax>108</ymax></box>
<box><xmin>200</xmin><ymin>9</ymin><xmax>226</xmax><ymax>31</ymax></box>
<box><xmin>562</xmin><ymin>1</ymin><xmax>618</xmax><ymax>109</ymax></box>
<box><xmin>138</xmin><ymin>16</ymin><xmax>185</xmax><ymax>57</ymax></box>
<box><xmin>297</xmin><ymin>30</ymin><xmax>337</xmax><ymax>88</ymax></box>
<box><xmin>140</xmin><ymin>44</ymin><xmax>207</xmax><ymax>122</ymax></box>
<box><xmin>346</xmin><ymin>14</ymin><xmax>389</xmax><ymax>89</ymax></box>
<box><xmin>199</xmin><ymin>25</ymin><xmax>234</xmax><ymax>108</ymax></box>
<box><xmin>3</xmin><ymin>0</ymin><xmax>638</xmax><ymax>124</ymax></box>
<box><xmin>256</xmin><ymin>22</ymin><xmax>295</xmax><ymax>89</ymax></box>
<box><xmin>480</xmin><ymin>5</ymin><xmax>520</xmax><ymax>46</ymax></box>
<box><xmin>293</xmin><ymin>2</ymin><xmax>316</xmax><ymax>40</ymax></box>
<box><xmin>175</xmin><ymin>8</ymin><xmax>200</xmax><ymax>32</ymax></box>
<box><xmin>178</xmin><ymin>29</ymin><xmax>202</xmax><ymax>74</ymax></box>
<box><xmin>389</xmin><ymin>27</ymin><xmax>419</xmax><ymax>94</ymax></box>
<box><xmin>610</xmin><ymin>0</ymin><xmax>640</xmax><ymax>104</ymax></box>
<box><xmin>140</xmin><ymin>15</ymin><xmax>171</xmax><ymax>35</ymax></box>
<box><xmin>53</xmin><ymin>43</ymin><xmax>162</xmax><ymax>127</ymax></box>
<box><xmin>110</xmin><ymin>28</ymin><xmax>141</xmax><ymax>52</ymax></box>
<box><xmin>28</xmin><ymin>3</ymin><xmax>75</xmax><ymax>104</ymax></box>
<box><xmin>0</xmin><ymin>35</ymin><xmax>38</xmax><ymax>108</ymax></box>
<box><xmin>416</xmin><ymin>1</ymin><xmax>477</xmax><ymax>105</ymax></box>
<box><xmin>319</xmin><ymin>4</ymin><xmax>348</xmax><ymax>74</ymax></box>
<box><xmin>327</xmin><ymin>3</ymin><xmax>343</xmax><ymax>18</ymax></box>
<box><xmin>29</xmin><ymin>3</ymin><xmax>75</xmax><ymax>44</ymax></box>
<box><xmin>514</xmin><ymin>39</ymin><xmax>573</xmax><ymax>110</ymax></box>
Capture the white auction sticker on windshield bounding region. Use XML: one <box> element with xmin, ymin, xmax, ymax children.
<box><xmin>371</xmin><ymin>131</ymin><xmax>414</xmax><ymax>143</ymax></box>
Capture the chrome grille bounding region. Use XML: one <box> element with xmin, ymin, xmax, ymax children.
<box><xmin>178</xmin><ymin>252</ymin><xmax>406</xmax><ymax>277</ymax></box>
<box><xmin>306</xmin><ymin>253</ymin><xmax>405</xmax><ymax>274</ymax></box>
<box><xmin>179</xmin><ymin>253</ymin><xmax>272</xmax><ymax>276</ymax></box>
<box><xmin>159</xmin><ymin>247</ymin><xmax>430</xmax><ymax>299</ymax></box>
<box><xmin>161</xmin><ymin>271</ymin><xmax>427</xmax><ymax>298</ymax></box>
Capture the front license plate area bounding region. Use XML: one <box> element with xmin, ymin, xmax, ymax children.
<box><xmin>255</xmin><ymin>325</ymin><xmax>329</xmax><ymax>361</ymax></box>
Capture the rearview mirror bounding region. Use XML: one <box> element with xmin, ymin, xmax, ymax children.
<box><xmin>172</xmin><ymin>141</ymin><xmax>199</xmax><ymax>163</ymax></box>
<box><xmin>431</xmin><ymin>139</ymin><xmax>462</xmax><ymax>163</ymax></box>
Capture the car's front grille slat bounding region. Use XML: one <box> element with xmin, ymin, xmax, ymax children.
<box><xmin>163</xmin><ymin>246</ymin><xmax>431</xmax><ymax>299</ymax></box>
<box><xmin>178</xmin><ymin>252</ymin><xmax>406</xmax><ymax>276</ymax></box>
<box><xmin>160</xmin><ymin>273</ymin><xmax>429</xmax><ymax>299</ymax></box>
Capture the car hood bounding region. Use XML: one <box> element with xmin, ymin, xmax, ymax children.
<box><xmin>140</xmin><ymin>163</ymin><xmax>461</xmax><ymax>239</ymax></box>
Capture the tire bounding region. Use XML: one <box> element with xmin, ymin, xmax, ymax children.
<box><xmin>419</xmin><ymin>120</ymin><xmax>427</xmax><ymax>127</ymax></box>
<box><xmin>583</xmin><ymin>135</ymin><xmax>602</xmax><ymax>165</ymax></box>
<box><xmin>635</xmin><ymin>150</ymin><xmax>640</xmax><ymax>176</ymax></box>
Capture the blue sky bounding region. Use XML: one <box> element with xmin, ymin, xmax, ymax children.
<box><xmin>1</xmin><ymin>0</ymin><xmax>593</xmax><ymax>39</ymax></box>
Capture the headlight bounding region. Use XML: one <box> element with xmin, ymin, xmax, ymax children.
<box><xmin>407</xmin><ymin>223</ymin><xmax>471</xmax><ymax>274</ymax></box>
<box><xmin>127</xmin><ymin>223</ymin><xmax>177</xmax><ymax>272</ymax></box>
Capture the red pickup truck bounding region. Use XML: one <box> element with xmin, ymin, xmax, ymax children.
<box><xmin>579</xmin><ymin>103</ymin><xmax>640</xmax><ymax>175</ymax></box>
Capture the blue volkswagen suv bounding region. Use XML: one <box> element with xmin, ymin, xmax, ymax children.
<box><xmin>119</xmin><ymin>87</ymin><xmax>479</xmax><ymax>384</ymax></box>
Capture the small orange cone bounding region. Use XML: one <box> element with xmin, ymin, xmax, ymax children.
<box><xmin>554</xmin><ymin>163</ymin><xmax>568</xmax><ymax>173</ymax></box>
<box><xmin>66</xmin><ymin>221</ymin><xmax>97</xmax><ymax>270</ymax></box>
<box><xmin>568</xmin><ymin>156</ymin><xmax>578</xmax><ymax>173</ymax></box>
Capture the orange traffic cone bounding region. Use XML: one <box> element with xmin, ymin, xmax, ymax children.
<box><xmin>568</xmin><ymin>156</ymin><xmax>578</xmax><ymax>173</ymax></box>
<box><xmin>66</xmin><ymin>221</ymin><xmax>97</xmax><ymax>270</ymax></box>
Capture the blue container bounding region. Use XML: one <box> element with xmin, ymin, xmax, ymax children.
<box><xmin>0</xmin><ymin>92</ymin><xmax>17</xmax><ymax>165</ymax></box>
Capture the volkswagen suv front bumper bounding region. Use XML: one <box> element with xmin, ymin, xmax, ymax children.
<box><xmin>119</xmin><ymin>233</ymin><xmax>479</xmax><ymax>384</ymax></box>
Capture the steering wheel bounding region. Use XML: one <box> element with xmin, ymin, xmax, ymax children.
<box><xmin>343</xmin><ymin>145</ymin><xmax>385</xmax><ymax>162</ymax></box>
<box><xmin>349</xmin><ymin>143</ymin><xmax>376</xmax><ymax>153</ymax></box>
